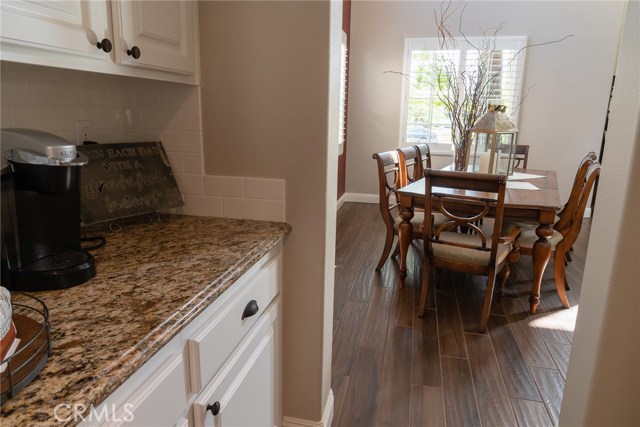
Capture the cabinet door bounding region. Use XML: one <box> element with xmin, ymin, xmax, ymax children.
<box><xmin>101</xmin><ymin>354</ymin><xmax>186</xmax><ymax>427</ymax></box>
<box><xmin>193</xmin><ymin>304</ymin><xmax>278</xmax><ymax>427</ymax></box>
<box><xmin>216</xmin><ymin>330</ymin><xmax>274</xmax><ymax>427</ymax></box>
<box><xmin>111</xmin><ymin>0</ymin><xmax>197</xmax><ymax>75</ymax></box>
<box><xmin>0</xmin><ymin>0</ymin><xmax>111</xmax><ymax>61</ymax></box>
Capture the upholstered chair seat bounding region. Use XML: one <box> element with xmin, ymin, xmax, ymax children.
<box><xmin>433</xmin><ymin>231</ymin><xmax>513</xmax><ymax>266</ymax></box>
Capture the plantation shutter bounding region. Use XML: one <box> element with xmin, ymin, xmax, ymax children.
<box><xmin>400</xmin><ymin>36</ymin><xmax>527</xmax><ymax>151</ymax></box>
<box><xmin>338</xmin><ymin>31</ymin><xmax>348</xmax><ymax>152</ymax></box>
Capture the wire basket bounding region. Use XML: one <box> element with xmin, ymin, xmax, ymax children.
<box><xmin>0</xmin><ymin>292</ymin><xmax>51</xmax><ymax>405</ymax></box>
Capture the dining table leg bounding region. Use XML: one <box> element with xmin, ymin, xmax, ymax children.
<box><xmin>398</xmin><ymin>205</ymin><xmax>414</xmax><ymax>287</ymax></box>
<box><xmin>529</xmin><ymin>220</ymin><xmax>554</xmax><ymax>314</ymax></box>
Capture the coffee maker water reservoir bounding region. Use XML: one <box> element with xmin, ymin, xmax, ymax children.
<box><xmin>1</xmin><ymin>129</ymin><xmax>96</xmax><ymax>291</ymax></box>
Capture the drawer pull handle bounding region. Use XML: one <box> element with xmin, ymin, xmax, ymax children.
<box><xmin>127</xmin><ymin>46</ymin><xmax>141</xmax><ymax>59</ymax></box>
<box><xmin>206</xmin><ymin>401</ymin><xmax>221</xmax><ymax>416</ymax></box>
<box><xmin>242</xmin><ymin>300</ymin><xmax>259</xmax><ymax>320</ymax></box>
<box><xmin>96</xmin><ymin>38</ymin><xmax>112</xmax><ymax>53</ymax></box>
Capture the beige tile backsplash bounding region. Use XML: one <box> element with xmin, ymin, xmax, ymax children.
<box><xmin>0</xmin><ymin>61</ymin><xmax>285</xmax><ymax>222</ymax></box>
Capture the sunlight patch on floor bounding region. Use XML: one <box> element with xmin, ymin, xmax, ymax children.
<box><xmin>529</xmin><ymin>305</ymin><xmax>579</xmax><ymax>332</ymax></box>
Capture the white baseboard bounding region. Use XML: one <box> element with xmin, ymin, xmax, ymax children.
<box><xmin>342</xmin><ymin>192</ymin><xmax>378</xmax><ymax>204</ymax></box>
<box><xmin>337</xmin><ymin>193</ymin><xmax>347</xmax><ymax>211</ymax></box>
<box><xmin>282</xmin><ymin>389</ymin><xmax>334</xmax><ymax>427</ymax></box>
<box><xmin>584</xmin><ymin>207</ymin><xmax>592</xmax><ymax>218</ymax></box>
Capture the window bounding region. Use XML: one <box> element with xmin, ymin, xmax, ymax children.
<box><xmin>338</xmin><ymin>31</ymin><xmax>348</xmax><ymax>155</ymax></box>
<box><xmin>400</xmin><ymin>36</ymin><xmax>527</xmax><ymax>153</ymax></box>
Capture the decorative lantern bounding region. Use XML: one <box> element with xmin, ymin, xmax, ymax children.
<box><xmin>466</xmin><ymin>105</ymin><xmax>519</xmax><ymax>175</ymax></box>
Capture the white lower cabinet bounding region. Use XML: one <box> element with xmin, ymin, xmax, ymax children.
<box><xmin>81</xmin><ymin>246</ymin><xmax>282</xmax><ymax>427</ymax></box>
<box><xmin>79</xmin><ymin>336</ymin><xmax>187</xmax><ymax>427</ymax></box>
<box><xmin>193</xmin><ymin>302</ymin><xmax>278</xmax><ymax>427</ymax></box>
<box><xmin>102</xmin><ymin>354</ymin><xmax>186</xmax><ymax>427</ymax></box>
<box><xmin>187</xmin><ymin>254</ymin><xmax>280</xmax><ymax>394</ymax></box>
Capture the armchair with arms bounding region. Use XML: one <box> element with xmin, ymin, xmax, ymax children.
<box><xmin>418</xmin><ymin>169</ymin><xmax>520</xmax><ymax>332</ymax></box>
<box><xmin>372</xmin><ymin>150</ymin><xmax>424</xmax><ymax>271</ymax></box>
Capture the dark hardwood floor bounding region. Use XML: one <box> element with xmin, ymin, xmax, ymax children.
<box><xmin>332</xmin><ymin>202</ymin><xmax>591</xmax><ymax>427</ymax></box>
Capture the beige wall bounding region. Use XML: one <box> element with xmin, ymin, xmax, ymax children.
<box><xmin>560</xmin><ymin>1</ymin><xmax>640</xmax><ymax>424</ymax></box>
<box><xmin>346</xmin><ymin>1</ymin><xmax>624</xmax><ymax>202</ymax></box>
<box><xmin>199</xmin><ymin>1</ymin><xmax>337</xmax><ymax>423</ymax></box>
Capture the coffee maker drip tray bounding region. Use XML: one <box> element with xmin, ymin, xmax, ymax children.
<box><xmin>8</xmin><ymin>250</ymin><xmax>96</xmax><ymax>291</ymax></box>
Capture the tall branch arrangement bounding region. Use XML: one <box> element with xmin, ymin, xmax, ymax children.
<box><xmin>432</xmin><ymin>0</ymin><xmax>572</xmax><ymax>169</ymax></box>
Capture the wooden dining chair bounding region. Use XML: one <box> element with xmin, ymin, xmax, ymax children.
<box><xmin>418</xmin><ymin>169</ymin><xmax>521</xmax><ymax>332</ymax></box>
<box><xmin>509</xmin><ymin>161</ymin><xmax>601</xmax><ymax>308</ymax></box>
<box><xmin>506</xmin><ymin>151</ymin><xmax>597</xmax><ymax>265</ymax></box>
<box><xmin>397</xmin><ymin>144</ymin><xmax>448</xmax><ymax>237</ymax></box>
<box><xmin>557</xmin><ymin>151</ymin><xmax>598</xmax><ymax>265</ymax></box>
<box><xmin>397</xmin><ymin>144</ymin><xmax>433</xmax><ymax>185</ymax></box>
<box><xmin>415</xmin><ymin>143</ymin><xmax>432</xmax><ymax>171</ymax></box>
<box><xmin>513</xmin><ymin>144</ymin><xmax>530</xmax><ymax>169</ymax></box>
<box><xmin>555</xmin><ymin>151</ymin><xmax>598</xmax><ymax>237</ymax></box>
<box><xmin>397</xmin><ymin>146</ymin><xmax>423</xmax><ymax>185</ymax></box>
<box><xmin>511</xmin><ymin>152</ymin><xmax>596</xmax><ymax>231</ymax></box>
<box><xmin>372</xmin><ymin>150</ymin><xmax>424</xmax><ymax>271</ymax></box>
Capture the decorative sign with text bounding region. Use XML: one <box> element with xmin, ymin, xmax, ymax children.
<box><xmin>77</xmin><ymin>142</ymin><xmax>184</xmax><ymax>224</ymax></box>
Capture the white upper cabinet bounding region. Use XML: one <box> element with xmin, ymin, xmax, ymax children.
<box><xmin>0</xmin><ymin>0</ymin><xmax>111</xmax><ymax>60</ymax></box>
<box><xmin>0</xmin><ymin>0</ymin><xmax>199</xmax><ymax>85</ymax></box>
<box><xmin>111</xmin><ymin>0</ymin><xmax>197</xmax><ymax>75</ymax></box>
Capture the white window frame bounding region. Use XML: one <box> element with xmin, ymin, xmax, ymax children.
<box><xmin>399</xmin><ymin>36</ymin><xmax>527</xmax><ymax>155</ymax></box>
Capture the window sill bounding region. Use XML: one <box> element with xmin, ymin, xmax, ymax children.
<box><xmin>430</xmin><ymin>151</ymin><xmax>454</xmax><ymax>157</ymax></box>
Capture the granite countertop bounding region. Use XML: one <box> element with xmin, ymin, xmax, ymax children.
<box><xmin>1</xmin><ymin>215</ymin><xmax>291</xmax><ymax>426</ymax></box>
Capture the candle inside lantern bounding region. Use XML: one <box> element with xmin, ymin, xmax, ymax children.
<box><xmin>479</xmin><ymin>152</ymin><xmax>490</xmax><ymax>173</ymax></box>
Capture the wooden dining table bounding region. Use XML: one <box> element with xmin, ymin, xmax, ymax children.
<box><xmin>396</xmin><ymin>168</ymin><xmax>562</xmax><ymax>314</ymax></box>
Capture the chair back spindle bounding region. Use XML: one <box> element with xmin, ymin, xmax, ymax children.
<box><xmin>415</xmin><ymin>143</ymin><xmax>432</xmax><ymax>171</ymax></box>
<box><xmin>514</xmin><ymin>145</ymin><xmax>530</xmax><ymax>169</ymax></box>
<box><xmin>397</xmin><ymin>146</ymin><xmax>422</xmax><ymax>185</ymax></box>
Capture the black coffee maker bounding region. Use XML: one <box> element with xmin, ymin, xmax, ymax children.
<box><xmin>1</xmin><ymin>129</ymin><xmax>96</xmax><ymax>291</ymax></box>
